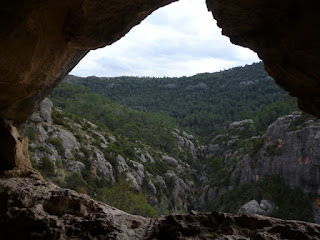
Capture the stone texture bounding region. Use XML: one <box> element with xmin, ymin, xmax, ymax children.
<box><xmin>230</xmin><ymin>113</ymin><xmax>320</xmax><ymax>193</ymax></box>
<box><xmin>2</xmin><ymin>176</ymin><xmax>320</xmax><ymax>239</ymax></box>
<box><xmin>0</xmin><ymin>176</ymin><xmax>152</xmax><ymax>239</ymax></box>
<box><xmin>149</xmin><ymin>211</ymin><xmax>320</xmax><ymax>240</ymax></box>
<box><xmin>94</xmin><ymin>150</ymin><xmax>115</xmax><ymax>183</ymax></box>
<box><xmin>238</xmin><ymin>199</ymin><xmax>275</xmax><ymax>216</ymax></box>
<box><xmin>51</xmin><ymin>127</ymin><xmax>80</xmax><ymax>151</ymax></box>
<box><xmin>172</xmin><ymin>130</ymin><xmax>197</xmax><ymax>159</ymax></box>
<box><xmin>39</xmin><ymin>98</ymin><xmax>53</xmax><ymax>123</ymax></box>
<box><xmin>162</xmin><ymin>156</ymin><xmax>179</xmax><ymax>168</ymax></box>
<box><xmin>64</xmin><ymin>160</ymin><xmax>85</xmax><ymax>173</ymax></box>
<box><xmin>0</xmin><ymin>119</ymin><xmax>31</xmax><ymax>171</ymax></box>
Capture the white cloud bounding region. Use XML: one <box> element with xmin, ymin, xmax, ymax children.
<box><xmin>71</xmin><ymin>0</ymin><xmax>260</xmax><ymax>77</ymax></box>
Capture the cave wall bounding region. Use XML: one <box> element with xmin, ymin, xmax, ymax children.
<box><xmin>206</xmin><ymin>0</ymin><xmax>320</xmax><ymax>117</ymax></box>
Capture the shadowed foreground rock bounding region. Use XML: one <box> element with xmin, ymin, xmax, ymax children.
<box><xmin>1</xmin><ymin>176</ymin><xmax>320</xmax><ymax>239</ymax></box>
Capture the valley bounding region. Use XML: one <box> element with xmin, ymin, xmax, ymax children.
<box><xmin>22</xmin><ymin>63</ymin><xmax>320</xmax><ymax>223</ymax></box>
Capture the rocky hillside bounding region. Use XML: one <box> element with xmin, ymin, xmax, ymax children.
<box><xmin>22</xmin><ymin>98</ymin><xmax>199</xmax><ymax>215</ymax></box>
<box><xmin>197</xmin><ymin>111</ymin><xmax>320</xmax><ymax>222</ymax></box>
<box><xmin>23</xmin><ymin>96</ymin><xmax>320</xmax><ymax>223</ymax></box>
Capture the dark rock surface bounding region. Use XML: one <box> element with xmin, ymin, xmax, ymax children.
<box><xmin>1</xmin><ymin>175</ymin><xmax>320</xmax><ymax>239</ymax></box>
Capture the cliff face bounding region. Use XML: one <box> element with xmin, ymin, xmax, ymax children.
<box><xmin>24</xmin><ymin>98</ymin><xmax>198</xmax><ymax>213</ymax></box>
<box><xmin>231</xmin><ymin>113</ymin><xmax>320</xmax><ymax>193</ymax></box>
<box><xmin>28</xmin><ymin>97</ymin><xmax>320</xmax><ymax>222</ymax></box>
<box><xmin>196</xmin><ymin>112</ymin><xmax>320</xmax><ymax>222</ymax></box>
<box><xmin>1</xmin><ymin>176</ymin><xmax>320</xmax><ymax>239</ymax></box>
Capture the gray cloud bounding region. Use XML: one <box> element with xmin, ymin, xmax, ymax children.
<box><xmin>71</xmin><ymin>0</ymin><xmax>260</xmax><ymax>77</ymax></box>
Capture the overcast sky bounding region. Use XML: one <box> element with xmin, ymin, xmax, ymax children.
<box><xmin>71</xmin><ymin>0</ymin><xmax>260</xmax><ymax>78</ymax></box>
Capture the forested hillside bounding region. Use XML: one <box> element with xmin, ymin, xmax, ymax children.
<box><xmin>22</xmin><ymin>62</ymin><xmax>320</xmax><ymax>223</ymax></box>
<box><xmin>65</xmin><ymin>62</ymin><xmax>298</xmax><ymax>142</ymax></box>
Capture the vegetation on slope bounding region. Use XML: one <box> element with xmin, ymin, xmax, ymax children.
<box><xmin>205</xmin><ymin>175</ymin><xmax>315</xmax><ymax>222</ymax></box>
<box><xmin>65</xmin><ymin>62</ymin><xmax>299</xmax><ymax>142</ymax></box>
<box><xmin>23</xmin><ymin>62</ymin><xmax>317</xmax><ymax>221</ymax></box>
<box><xmin>50</xmin><ymin>82</ymin><xmax>180</xmax><ymax>156</ymax></box>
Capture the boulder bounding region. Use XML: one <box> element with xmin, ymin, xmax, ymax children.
<box><xmin>95</xmin><ymin>150</ymin><xmax>115</xmax><ymax>183</ymax></box>
<box><xmin>52</xmin><ymin>127</ymin><xmax>80</xmax><ymax>151</ymax></box>
<box><xmin>162</xmin><ymin>156</ymin><xmax>179</xmax><ymax>168</ymax></box>
<box><xmin>238</xmin><ymin>199</ymin><xmax>275</xmax><ymax>216</ymax></box>
<box><xmin>64</xmin><ymin>161</ymin><xmax>85</xmax><ymax>173</ymax></box>
<box><xmin>116</xmin><ymin>155</ymin><xmax>129</xmax><ymax>178</ymax></box>
<box><xmin>30</xmin><ymin>113</ymin><xmax>44</xmax><ymax>123</ymax></box>
<box><xmin>39</xmin><ymin>98</ymin><xmax>53</xmax><ymax>123</ymax></box>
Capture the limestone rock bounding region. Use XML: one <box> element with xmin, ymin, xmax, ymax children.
<box><xmin>35</xmin><ymin>124</ymin><xmax>48</xmax><ymax>143</ymax></box>
<box><xmin>260</xmin><ymin>200</ymin><xmax>275</xmax><ymax>214</ymax></box>
<box><xmin>230</xmin><ymin>113</ymin><xmax>320</xmax><ymax>193</ymax></box>
<box><xmin>116</xmin><ymin>155</ymin><xmax>129</xmax><ymax>178</ymax></box>
<box><xmin>162</xmin><ymin>156</ymin><xmax>179</xmax><ymax>168</ymax></box>
<box><xmin>229</xmin><ymin>119</ymin><xmax>254</xmax><ymax>129</ymax></box>
<box><xmin>1</xmin><ymin>177</ymin><xmax>320</xmax><ymax>239</ymax></box>
<box><xmin>92</xmin><ymin>131</ymin><xmax>108</xmax><ymax>145</ymax></box>
<box><xmin>172</xmin><ymin>131</ymin><xmax>197</xmax><ymax>159</ymax></box>
<box><xmin>238</xmin><ymin>200</ymin><xmax>268</xmax><ymax>216</ymax></box>
<box><xmin>0</xmin><ymin>176</ymin><xmax>152</xmax><ymax>239</ymax></box>
<box><xmin>51</xmin><ymin>127</ymin><xmax>80</xmax><ymax>151</ymax></box>
<box><xmin>165</xmin><ymin>171</ymin><xmax>196</xmax><ymax>210</ymax></box>
<box><xmin>94</xmin><ymin>149</ymin><xmax>115</xmax><ymax>183</ymax></box>
<box><xmin>238</xmin><ymin>199</ymin><xmax>275</xmax><ymax>216</ymax></box>
<box><xmin>64</xmin><ymin>160</ymin><xmax>85</xmax><ymax>173</ymax></box>
<box><xmin>39</xmin><ymin>98</ymin><xmax>53</xmax><ymax>123</ymax></box>
<box><xmin>0</xmin><ymin>119</ymin><xmax>31</xmax><ymax>170</ymax></box>
<box><xmin>30</xmin><ymin>112</ymin><xmax>44</xmax><ymax>123</ymax></box>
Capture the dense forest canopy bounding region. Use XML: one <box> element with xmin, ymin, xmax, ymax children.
<box><xmin>63</xmin><ymin>62</ymin><xmax>298</xmax><ymax>143</ymax></box>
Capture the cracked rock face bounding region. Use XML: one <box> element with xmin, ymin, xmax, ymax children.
<box><xmin>1</xmin><ymin>176</ymin><xmax>320</xmax><ymax>239</ymax></box>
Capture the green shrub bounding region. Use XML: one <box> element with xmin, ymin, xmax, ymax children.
<box><xmin>22</xmin><ymin>124</ymin><xmax>36</xmax><ymax>142</ymax></box>
<box><xmin>36</xmin><ymin>145</ymin><xmax>53</xmax><ymax>155</ymax></box>
<box><xmin>96</xmin><ymin>177</ymin><xmax>158</xmax><ymax>218</ymax></box>
<box><xmin>265</xmin><ymin>145</ymin><xmax>282</xmax><ymax>156</ymax></box>
<box><xmin>65</xmin><ymin>172</ymin><xmax>88</xmax><ymax>193</ymax></box>
<box><xmin>39</xmin><ymin>156</ymin><xmax>55</xmax><ymax>177</ymax></box>
<box><xmin>47</xmin><ymin>137</ymin><xmax>64</xmax><ymax>156</ymax></box>
<box><xmin>205</xmin><ymin>175</ymin><xmax>314</xmax><ymax>222</ymax></box>
<box><xmin>43</xmin><ymin>124</ymin><xmax>48</xmax><ymax>131</ymax></box>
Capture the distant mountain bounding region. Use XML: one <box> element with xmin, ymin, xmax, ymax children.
<box><xmin>64</xmin><ymin>62</ymin><xmax>298</xmax><ymax>143</ymax></box>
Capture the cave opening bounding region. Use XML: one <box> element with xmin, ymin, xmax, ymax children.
<box><xmin>1</xmin><ymin>0</ymin><xmax>320</xmax><ymax>237</ymax></box>
<box><xmin>71</xmin><ymin>0</ymin><xmax>260</xmax><ymax>78</ymax></box>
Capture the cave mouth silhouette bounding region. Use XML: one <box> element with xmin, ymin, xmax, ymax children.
<box><xmin>71</xmin><ymin>0</ymin><xmax>260</xmax><ymax>79</ymax></box>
